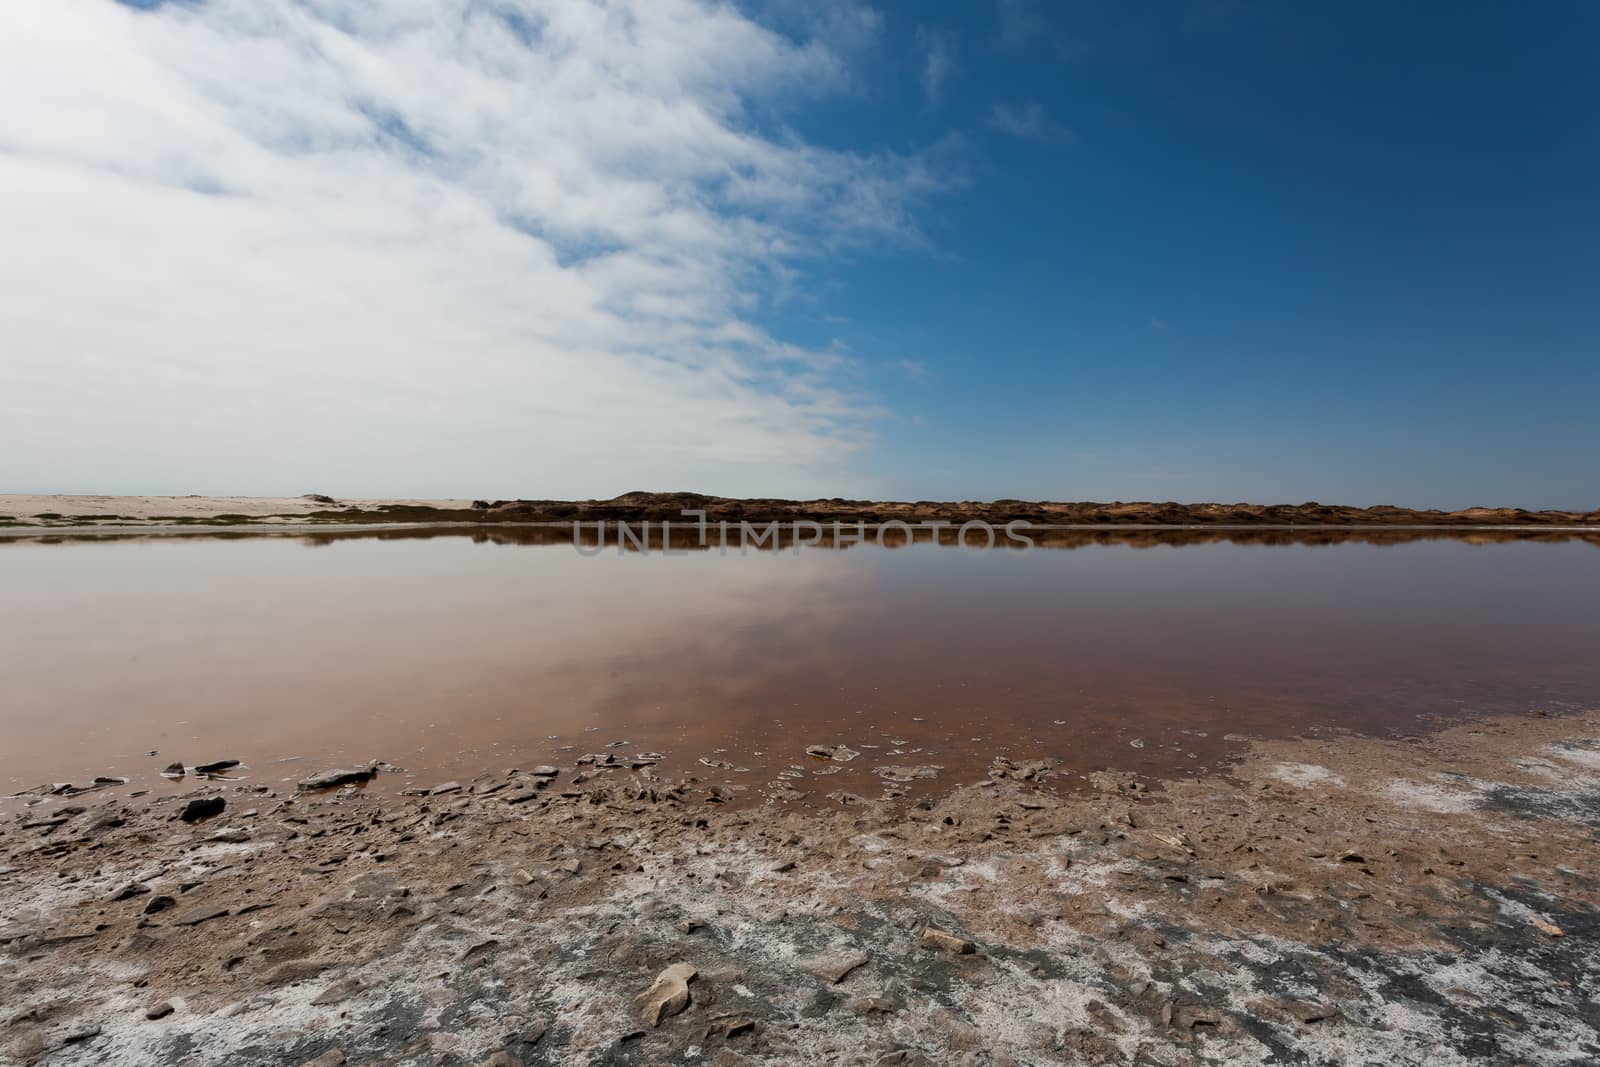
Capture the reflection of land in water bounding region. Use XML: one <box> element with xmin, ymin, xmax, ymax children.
<box><xmin>2</xmin><ymin>531</ymin><xmax>1597</xmax><ymax>811</ymax></box>
<box><xmin>7</xmin><ymin>522</ymin><xmax>1600</xmax><ymax>549</ymax></box>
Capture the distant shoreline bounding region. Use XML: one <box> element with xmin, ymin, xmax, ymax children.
<box><xmin>3</xmin><ymin>491</ymin><xmax>1597</xmax><ymax>531</ymax></box>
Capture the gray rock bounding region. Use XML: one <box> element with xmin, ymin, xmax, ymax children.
<box><xmin>144</xmin><ymin>1000</ymin><xmax>174</xmax><ymax>1020</ymax></box>
<box><xmin>194</xmin><ymin>760</ymin><xmax>240</xmax><ymax>774</ymax></box>
<box><xmin>178</xmin><ymin>796</ymin><xmax>225</xmax><ymax>822</ymax></box>
<box><xmin>297</xmin><ymin>767</ymin><xmax>377</xmax><ymax>791</ymax></box>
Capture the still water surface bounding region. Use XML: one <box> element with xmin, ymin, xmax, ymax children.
<box><xmin>3</xmin><ymin>530</ymin><xmax>1597</xmax><ymax>797</ymax></box>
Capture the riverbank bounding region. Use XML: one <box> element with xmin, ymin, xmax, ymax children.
<box><xmin>4</xmin><ymin>711</ymin><xmax>1598</xmax><ymax>1066</ymax></box>
<box><xmin>4</xmin><ymin>492</ymin><xmax>1598</xmax><ymax>530</ymax></box>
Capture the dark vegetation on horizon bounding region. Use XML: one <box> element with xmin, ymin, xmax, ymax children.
<box><xmin>308</xmin><ymin>491</ymin><xmax>1600</xmax><ymax>527</ymax></box>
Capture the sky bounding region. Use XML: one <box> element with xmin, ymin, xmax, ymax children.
<box><xmin>1</xmin><ymin>0</ymin><xmax>1596</xmax><ymax>508</ymax></box>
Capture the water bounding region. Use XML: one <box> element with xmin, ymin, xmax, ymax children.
<box><xmin>3</xmin><ymin>529</ymin><xmax>1598</xmax><ymax>798</ymax></box>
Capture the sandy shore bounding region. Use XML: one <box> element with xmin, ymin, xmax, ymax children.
<box><xmin>4</xmin><ymin>712</ymin><xmax>1598</xmax><ymax>1066</ymax></box>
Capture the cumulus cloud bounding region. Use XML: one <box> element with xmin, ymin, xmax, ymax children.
<box><xmin>0</xmin><ymin>0</ymin><xmax>955</xmax><ymax>497</ymax></box>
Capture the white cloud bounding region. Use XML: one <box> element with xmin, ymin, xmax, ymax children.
<box><xmin>986</xmin><ymin>101</ymin><xmax>1072</xmax><ymax>143</ymax></box>
<box><xmin>0</xmin><ymin>0</ymin><xmax>955</xmax><ymax>497</ymax></box>
<box><xmin>915</xmin><ymin>25</ymin><xmax>954</xmax><ymax>106</ymax></box>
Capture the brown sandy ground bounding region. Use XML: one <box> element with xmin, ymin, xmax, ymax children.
<box><xmin>3</xmin><ymin>713</ymin><xmax>1599</xmax><ymax>1066</ymax></box>
<box><xmin>2</xmin><ymin>492</ymin><xmax>1597</xmax><ymax>529</ymax></box>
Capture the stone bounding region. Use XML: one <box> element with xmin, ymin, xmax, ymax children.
<box><xmin>179</xmin><ymin>796</ymin><xmax>225</xmax><ymax>822</ymax></box>
<box><xmin>1174</xmin><ymin>1005</ymin><xmax>1223</xmax><ymax>1029</ymax></box>
<box><xmin>527</xmin><ymin>766</ymin><xmax>560</xmax><ymax>778</ymax></box>
<box><xmin>430</xmin><ymin>781</ymin><xmax>462</xmax><ymax>795</ymax></box>
<box><xmin>798</xmin><ymin>949</ymin><xmax>870</xmax><ymax>984</ymax></box>
<box><xmin>297</xmin><ymin>767</ymin><xmax>377</xmax><ymax>791</ymax></box>
<box><xmin>846</xmin><ymin>996</ymin><xmax>895</xmax><ymax>1015</ymax></box>
<box><xmin>705</xmin><ymin>1012</ymin><xmax>756</xmax><ymax>1039</ymax></box>
<box><xmin>143</xmin><ymin>895</ymin><xmax>176</xmax><ymax>915</ymax></box>
<box><xmin>62</xmin><ymin>1025</ymin><xmax>102</xmax><ymax>1045</ymax></box>
<box><xmin>805</xmin><ymin>744</ymin><xmax>859</xmax><ymax>762</ymax></box>
<box><xmin>144</xmin><ymin>1000</ymin><xmax>175</xmax><ymax>1020</ymax></box>
<box><xmin>637</xmin><ymin>962</ymin><xmax>697</xmax><ymax>1026</ymax></box>
<box><xmin>301</xmin><ymin>1052</ymin><xmax>346</xmax><ymax>1067</ymax></box>
<box><xmin>194</xmin><ymin>760</ymin><xmax>240</xmax><ymax>774</ymax></box>
<box><xmin>209</xmin><ymin>828</ymin><xmax>251</xmax><ymax>843</ymax></box>
<box><xmin>476</xmin><ymin>1053</ymin><xmax>521</xmax><ymax>1066</ymax></box>
<box><xmin>920</xmin><ymin>926</ymin><xmax>975</xmax><ymax>954</ymax></box>
<box><xmin>312</xmin><ymin>977</ymin><xmax>363</xmax><ymax>1006</ymax></box>
<box><xmin>160</xmin><ymin>763</ymin><xmax>186</xmax><ymax>778</ymax></box>
<box><xmin>111</xmin><ymin>882</ymin><xmax>151</xmax><ymax>902</ymax></box>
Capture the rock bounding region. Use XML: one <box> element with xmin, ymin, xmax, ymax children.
<box><xmin>179</xmin><ymin>796</ymin><xmax>225</xmax><ymax>822</ymax></box>
<box><xmin>527</xmin><ymin>766</ymin><xmax>560</xmax><ymax>778</ymax></box>
<box><xmin>920</xmin><ymin>926</ymin><xmax>975</xmax><ymax>954</ymax></box>
<box><xmin>805</xmin><ymin>744</ymin><xmax>859</xmax><ymax>762</ymax></box>
<box><xmin>1174</xmin><ymin>1005</ymin><xmax>1223</xmax><ymax>1029</ymax></box>
<box><xmin>637</xmin><ymin>962</ymin><xmax>697</xmax><ymax>1026</ymax></box>
<box><xmin>430</xmin><ymin>781</ymin><xmax>462</xmax><ymax>796</ymax></box>
<box><xmin>297</xmin><ymin>767</ymin><xmax>377</xmax><ymax>791</ymax></box>
<box><xmin>798</xmin><ymin>949</ymin><xmax>870</xmax><ymax>983</ymax></box>
<box><xmin>312</xmin><ymin>977</ymin><xmax>363</xmax><ymax>1006</ymax></box>
<box><xmin>705</xmin><ymin>1012</ymin><xmax>757</xmax><ymax>1039</ymax></box>
<box><xmin>846</xmin><ymin>996</ymin><xmax>896</xmax><ymax>1015</ymax></box>
<box><xmin>144</xmin><ymin>1000</ymin><xmax>175</xmax><ymax>1020</ymax></box>
<box><xmin>475</xmin><ymin>1053</ymin><xmax>520</xmax><ymax>1067</ymax></box>
<box><xmin>62</xmin><ymin>1025</ymin><xmax>102</xmax><ymax>1045</ymax></box>
<box><xmin>301</xmin><ymin>1052</ymin><xmax>346</xmax><ymax>1067</ymax></box>
<box><xmin>521</xmin><ymin>1020</ymin><xmax>547</xmax><ymax>1044</ymax></box>
<box><xmin>875</xmin><ymin>765</ymin><xmax>940</xmax><ymax>782</ymax></box>
<box><xmin>160</xmin><ymin>763</ymin><xmax>186</xmax><ymax>778</ymax></box>
<box><xmin>194</xmin><ymin>760</ymin><xmax>240</xmax><ymax>774</ymax></box>
<box><xmin>111</xmin><ymin>882</ymin><xmax>151</xmax><ymax>901</ymax></box>
<box><xmin>176</xmin><ymin>906</ymin><xmax>230</xmax><ymax>927</ymax></box>
<box><xmin>209</xmin><ymin>828</ymin><xmax>250</xmax><ymax>843</ymax></box>
<box><xmin>143</xmin><ymin>895</ymin><xmax>176</xmax><ymax>915</ymax></box>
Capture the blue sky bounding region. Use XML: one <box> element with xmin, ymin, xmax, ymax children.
<box><xmin>769</xmin><ymin>0</ymin><xmax>1600</xmax><ymax>506</ymax></box>
<box><xmin>2</xmin><ymin>0</ymin><xmax>1596</xmax><ymax>507</ymax></box>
